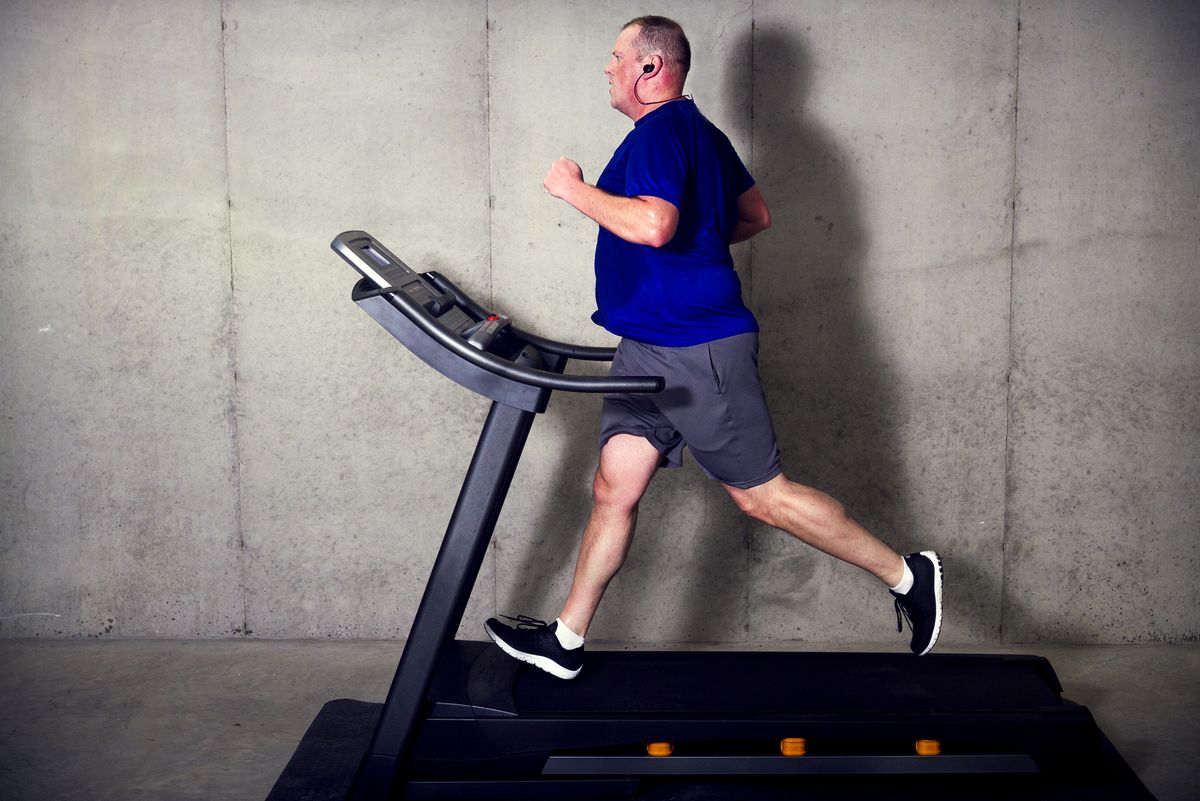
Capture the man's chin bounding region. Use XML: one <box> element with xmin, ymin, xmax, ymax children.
<box><xmin>607</xmin><ymin>89</ymin><xmax>628</xmax><ymax>114</ymax></box>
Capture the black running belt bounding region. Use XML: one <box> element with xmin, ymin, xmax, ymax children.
<box><xmin>511</xmin><ymin>651</ymin><xmax>1064</xmax><ymax>714</ymax></box>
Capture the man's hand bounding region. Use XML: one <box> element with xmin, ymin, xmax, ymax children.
<box><xmin>544</xmin><ymin>157</ymin><xmax>585</xmax><ymax>201</ymax></box>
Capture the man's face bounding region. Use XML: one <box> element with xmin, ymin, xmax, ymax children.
<box><xmin>605</xmin><ymin>25</ymin><xmax>643</xmax><ymax>117</ymax></box>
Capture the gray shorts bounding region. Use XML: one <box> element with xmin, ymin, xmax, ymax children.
<box><xmin>599</xmin><ymin>333</ymin><xmax>783</xmax><ymax>489</ymax></box>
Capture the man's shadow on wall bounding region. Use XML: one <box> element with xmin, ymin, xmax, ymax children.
<box><xmin>713</xmin><ymin>28</ymin><xmax>924</xmax><ymax>638</ymax></box>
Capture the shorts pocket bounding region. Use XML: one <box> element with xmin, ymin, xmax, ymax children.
<box><xmin>705</xmin><ymin>342</ymin><xmax>725</xmax><ymax>394</ymax></box>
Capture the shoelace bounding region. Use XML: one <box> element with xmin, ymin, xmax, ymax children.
<box><xmin>894</xmin><ymin>597</ymin><xmax>911</xmax><ymax>633</ymax></box>
<box><xmin>500</xmin><ymin>614</ymin><xmax>548</xmax><ymax>630</ymax></box>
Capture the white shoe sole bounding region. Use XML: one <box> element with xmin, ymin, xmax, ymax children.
<box><xmin>485</xmin><ymin>625</ymin><xmax>581</xmax><ymax>680</ymax></box>
<box><xmin>917</xmin><ymin>550</ymin><xmax>943</xmax><ymax>656</ymax></box>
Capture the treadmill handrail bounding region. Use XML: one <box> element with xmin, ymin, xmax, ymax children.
<box><xmin>333</xmin><ymin>232</ymin><xmax>663</xmax><ymax>395</ymax></box>
<box><xmin>355</xmin><ymin>284</ymin><xmax>661</xmax><ymax>394</ymax></box>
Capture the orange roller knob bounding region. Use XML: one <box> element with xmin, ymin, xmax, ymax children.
<box><xmin>780</xmin><ymin>737</ymin><xmax>808</xmax><ymax>756</ymax></box>
<box><xmin>915</xmin><ymin>739</ymin><xmax>942</xmax><ymax>756</ymax></box>
<box><xmin>646</xmin><ymin>742</ymin><xmax>674</xmax><ymax>757</ymax></box>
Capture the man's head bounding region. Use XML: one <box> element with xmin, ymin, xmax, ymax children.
<box><xmin>606</xmin><ymin>16</ymin><xmax>691</xmax><ymax>119</ymax></box>
<box><xmin>623</xmin><ymin>16</ymin><xmax>691</xmax><ymax>79</ymax></box>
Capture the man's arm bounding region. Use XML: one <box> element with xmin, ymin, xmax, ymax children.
<box><xmin>730</xmin><ymin>185</ymin><xmax>771</xmax><ymax>244</ymax></box>
<box><xmin>544</xmin><ymin>157</ymin><xmax>679</xmax><ymax>248</ymax></box>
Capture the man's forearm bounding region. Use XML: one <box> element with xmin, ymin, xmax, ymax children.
<box><xmin>730</xmin><ymin>218</ymin><xmax>769</xmax><ymax>244</ymax></box>
<box><xmin>544</xmin><ymin>156</ymin><xmax>679</xmax><ymax>247</ymax></box>
<box><xmin>724</xmin><ymin>219</ymin><xmax>763</xmax><ymax>244</ymax></box>
<box><xmin>562</xmin><ymin>182</ymin><xmax>678</xmax><ymax>248</ymax></box>
<box><xmin>730</xmin><ymin>186</ymin><xmax>772</xmax><ymax>245</ymax></box>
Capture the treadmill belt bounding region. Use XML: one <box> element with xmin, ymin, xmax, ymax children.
<box><xmin>513</xmin><ymin>651</ymin><xmax>1064</xmax><ymax>714</ymax></box>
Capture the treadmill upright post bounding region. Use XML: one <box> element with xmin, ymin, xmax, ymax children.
<box><xmin>349</xmin><ymin>397</ymin><xmax>538</xmax><ymax>801</ymax></box>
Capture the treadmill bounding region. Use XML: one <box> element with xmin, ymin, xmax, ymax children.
<box><xmin>322</xmin><ymin>230</ymin><xmax>1154</xmax><ymax>801</ymax></box>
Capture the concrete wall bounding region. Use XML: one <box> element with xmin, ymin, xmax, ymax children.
<box><xmin>2</xmin><ymin>1</ymin><xmax>1196</xmax><ymax>644</ymax></box>
<box><xmin>1005</xmin><ymin>0</ymin><xmax>1200</xmax><ymax>642</ymax></box>
<box><xmin>1</xmin><ymin>0</ymin><xmax>242</xmax><ymax>638</ymax></box>
<box><xmin>223</xmin><ymin>0</ymin><xmax>494</xmax><ymax>640</ymax></box>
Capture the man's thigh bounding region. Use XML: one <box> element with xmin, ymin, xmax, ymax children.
<box><xmin>657</xmin><ymin>333</ymin><xmax>782</xmax><ymax>489</ymax></box>
<box><xmin>598</xmin><ymin>340</ymin><xmax>686</xmax><ymax>468</ymax></box>
<box><xmin>603</xmin><ymin>334</ymin><xmax>782</xmax><ymax>489</ymax></box>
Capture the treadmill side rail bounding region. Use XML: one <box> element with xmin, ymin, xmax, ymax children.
<box><xmin>542</xmin><ymin>753</ymin><xmax>1041</xmax><ymax>776</ymax></box>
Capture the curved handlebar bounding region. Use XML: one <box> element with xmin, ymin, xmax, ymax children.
<box><xmin>380</xmin><ymin>284</ymin><xmax>662</xmax><ymax>394</ymax></box>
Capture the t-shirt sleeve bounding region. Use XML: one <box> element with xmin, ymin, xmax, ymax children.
<box><xmin>733</xmin><ymin>150</ymin><xmax>755</xmax><ymax>196</ymax></box>
<box><xmin>720</xmin><ymin>129</ymin><xmax>754</xmax><ymax>196</ymax></box>
<box><xmin>623</xmin><ymin>123</ymin><xmax>688</xmax><ymax>209</ymax></box>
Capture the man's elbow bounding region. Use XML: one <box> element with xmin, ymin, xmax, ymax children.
<box><xmin>644</xmin><ymin>223</ymin><xmax>676</xmax><ymax>248</ymax></box>
<box><xmin>642</xmin><ymin>210</ymin><xmax>679</xmax><ymax>248</ymax></box>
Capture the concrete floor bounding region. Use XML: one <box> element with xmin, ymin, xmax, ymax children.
<box><xmin>0</xmin><ymin>640</ymin><xmax>1195</xmax><ymax>801</ymax></box>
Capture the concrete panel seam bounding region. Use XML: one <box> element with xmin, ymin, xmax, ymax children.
<box><xmin>746</xmin><ymin>0</ymin><xmax>756</xmax><ymax>643</ymax></box>
<box><xmin>746</xmin><ymin>0</ymin><xmax>756</xmax><ymax>316</ymax></box>
<box><xmin>1000</xmin><ymin>0</ymin><xmax>1023</xmax><ymax>643</ymax></box>
<box><xmin>219</xmin><ymin>0</ymin><xmax>249</xmax><ymax>639</ymax></box>
<box><xmin>485</xmin><ymin>0</ymin><xmax>496</xmax><ymax>618</ymax></box>
<box><xmin>485</xmin><ymin>1</ymin><xmax>495</xmax><ymax>313</ymax></box>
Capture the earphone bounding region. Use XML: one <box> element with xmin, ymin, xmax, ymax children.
<box><xmin>633</xmin><ymin>57</ymin><xmax>691</xmax><ymax>106</ymax></box>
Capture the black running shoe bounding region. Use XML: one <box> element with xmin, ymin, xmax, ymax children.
<box><xmin>891</xmin><ymin>551</ymin><xmax>943</xmax><ymax>656</ymax></box>
<box><xmin>484</xmin><ymin>615</ymin><xmax>584</xmax><ymax>680</ymax></box>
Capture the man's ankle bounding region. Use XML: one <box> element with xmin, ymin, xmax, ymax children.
<box><xmin>555</xmin><ymin>618</ymin><xmax>586</xmax><ymax>649</ymax></box>
<box><xmin>888</xmin><ymin>556</ymin><xmax>914</xmax><ymax>595</ymax></box>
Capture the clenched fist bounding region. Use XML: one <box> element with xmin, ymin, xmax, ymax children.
<box><xmin>544</xmin><ymin>157</ymin><xmax>584</xmax><ymax>200</ymax></box>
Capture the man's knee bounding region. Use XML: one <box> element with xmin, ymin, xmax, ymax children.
<box><xmin>592</xmin><ymin>464</ymin><xmax>645</xmax><ymax>511</ymax></box>
<box><xmin>592</xmin><ymin>434</ymin><xmax>659</xmax><ymax>510</ymax></box>
<box><xmin>727</xmin><ymin>477</ymin><xmax>847</xmax><ymax>532</ymax></box>
<box><xmin>726</xmin><ymin>483</ymin><xmax>775</xmax><ymax>525</ymax></box>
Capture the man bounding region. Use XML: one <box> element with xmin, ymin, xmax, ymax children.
<box><xmin>486</xmin><ymin>16</ymin><xmax>942</xmax><ymax>679</ymax></box>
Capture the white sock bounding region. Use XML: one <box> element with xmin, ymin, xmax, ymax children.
<box><xmin>890</xmin><ymin>559</ymin><xmax>914</xmax><ymax>595</ymax></box>
<box><xmin>554</xmin><ymin>618</ymin><xmax>585</xmax><ymax>649</ymax></box>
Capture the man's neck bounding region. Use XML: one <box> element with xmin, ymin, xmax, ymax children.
<box><xmin>629</xmin><ymin>93</ymin><xmax>688</xmax><ymax>123</ymax></box>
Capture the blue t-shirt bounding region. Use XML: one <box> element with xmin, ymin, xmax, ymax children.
<box><xmin>592</xmin><ymin>99</ymin><xmax>758</xmax><ymax>347</ymax></box>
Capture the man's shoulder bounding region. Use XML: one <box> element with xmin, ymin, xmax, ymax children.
<box><xmin>642</xmin><ymin>101</ymin><xmax>734</xmax><ymax>146</ymax></box>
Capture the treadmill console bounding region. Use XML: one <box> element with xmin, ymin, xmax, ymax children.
<box><xmin>338</xmin><ymin>234</ymin><xmax>479</xmax><ymax>340</ymax></box>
